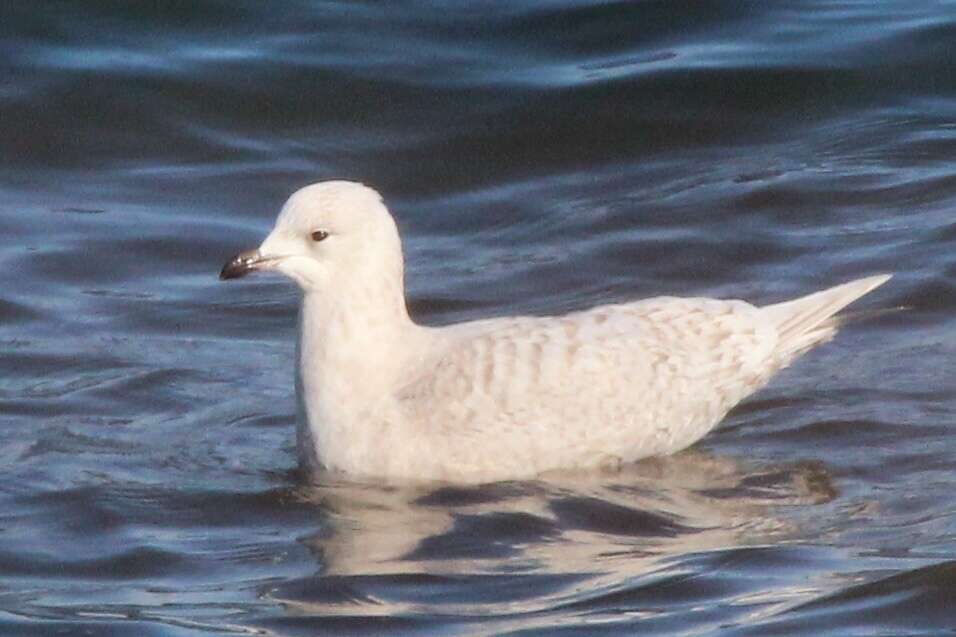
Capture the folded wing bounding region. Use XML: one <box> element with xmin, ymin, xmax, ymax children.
<box><xmin>396</xmin><ymin>296</ymin><xmax>780</xmax><ymax>474</ymax></box>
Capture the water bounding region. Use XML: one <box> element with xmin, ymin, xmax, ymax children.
<box><xmin>2</xmin><ymin>1</ymin><xmax>955</xmax><ymax>634</ymax></box>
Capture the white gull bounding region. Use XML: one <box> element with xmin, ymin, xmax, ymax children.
<box><xmin>220</xmin><ymin>181</ymin><xmax>891</xmax><ymax>483</ymax></box>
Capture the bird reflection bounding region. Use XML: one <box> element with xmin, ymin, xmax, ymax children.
<box><xmin>269</xmin><ymin>450</ymin><xmax>835</xmax><ymax>624</ymax></box>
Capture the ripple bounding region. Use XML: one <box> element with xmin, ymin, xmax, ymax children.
<box><xmin>737</xmin><ymin>560</ymin><xmax>956</xmax><ymax>635</ymax></box>
<box><xmin>2</xmin><ymin>0</ymin><xmax>956</xmax><ymax>635</ymax></box>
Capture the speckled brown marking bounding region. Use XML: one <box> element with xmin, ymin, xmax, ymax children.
<box><xmin>563</xmin><ymin>320</ymin><xmax>578</xmax><ymax>340</ymax></box>
<box><xmin>529</xmin><ymin>340</ymin><xmax>544</xmax><ymax>382</ymax></box>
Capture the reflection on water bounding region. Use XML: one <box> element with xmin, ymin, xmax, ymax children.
<box><xmin>266</xmin><ymin>453</ymin><xmax>836</xmax><ymax>632</ymax></box>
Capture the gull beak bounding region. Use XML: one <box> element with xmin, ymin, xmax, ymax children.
<box><xmin>220</xmin><ymin>249</ymin><xmax>267</xmax><ymax>280</ymax></box>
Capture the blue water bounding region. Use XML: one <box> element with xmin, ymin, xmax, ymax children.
<box><xmin>2</xmin><ymin>1</ymin><xmax>956</xmax><ymax>635</ymax></box>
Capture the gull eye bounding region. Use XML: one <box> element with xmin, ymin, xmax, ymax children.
<box><xmin>310</xmin><ymin>230</ymin><xmax>329</xmax><ymax>242</ymax></box>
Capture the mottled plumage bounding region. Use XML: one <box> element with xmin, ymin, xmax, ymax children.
<box><xmin>220</xmin><ymin>181</ymin><xmax>890</xmax><ymax>483</ymax></box>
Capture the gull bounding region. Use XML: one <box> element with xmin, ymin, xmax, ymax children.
<box><xmin>220</xmin><ymin>181</ymin><xmax>890</xmax><ymax>483</ymax></box>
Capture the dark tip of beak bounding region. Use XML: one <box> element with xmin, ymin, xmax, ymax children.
<box><xmin>220</xmin><ymin>249</ymin><xmax>261</xmax><ymax>281</ymax></box>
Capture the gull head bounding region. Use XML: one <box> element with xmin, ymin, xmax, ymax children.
<box><xmin>220</xmin><ymin>181</ymin><xmax>404</xmax><ymax>294</ymax></box>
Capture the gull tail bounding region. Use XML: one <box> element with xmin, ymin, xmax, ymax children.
<box><xmin>762</xmin><ymin>274</ymin><xmax>892</xmax><ymax>360</ymax></box>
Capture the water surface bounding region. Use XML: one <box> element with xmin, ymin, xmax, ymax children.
<box><xmin>2</xmin><ymin>1</ymin><xmax>956</xmax><ymax>635</ymax></box>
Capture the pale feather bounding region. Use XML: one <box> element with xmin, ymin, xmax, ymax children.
<box><xmin>390</xmin><ymin>278</ymin><xmax>890</xmax><ymax>481</ymax></box>
<box><xmin>234</xmin><ymin>181</ymin><xmax>892</xmax><ymax>484</ymax></box>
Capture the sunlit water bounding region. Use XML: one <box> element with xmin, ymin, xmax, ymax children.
<box><xmin>2</xmin><ymin>1</ymin><xmax>955</xmax><ymax>635</ymax></box>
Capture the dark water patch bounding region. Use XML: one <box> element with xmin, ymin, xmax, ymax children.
<box><xmin>135</xmin><ymin>292</ymin><xmax>299</xmax><ymax>341</ymax></box>
<box><xmin>0</xmin><ymin>615</ymin><xmax>211</xmax><ymax>637</ymax></box>
<box><xmin>19</xmin><ymin>425</ymin><xmax>139</xmax><ymax>463</ymax></box>
<box><xmin>406</xmin><ymin>512</ymin><xmax>561</xmax><ymax>560</ymax></box>
<box><xmin>734</xmin><ymin>168</ymin><xmax>787</xmax><ymax>184</ymax></box>
<box><xmin>103</xmin><ymin>485</ymin><xmax>317</xmax><ymax>529</ymax></box>
<box><xmin>415</xmin><ymin>482</ymin><xmax>536</xmax><ymax>507</ymax></box>
<box><xmin>895</xmin><ymin>275</ymin><xmax>956</xmax><ymax>313</ymax></box>
<box><xmin>14</xmin><ymin>483</ymin><xmax>317</xmax><ymax>532</ymax></box>
<box><xmin>769</xmin><ymin>418</ymin><xmax>904</xmax><ymax>444</ymax></box>
<box><xmin>735</xmin><ymin>560</ymin><xmax>956</xmax><ymax>636</ymax></box>
<box><xmin>0</xmin><ymin>546</ymin><xmax>189</xmax><ymax>580</ymax></box>
<box><xmin>0</xmin><ymin>362</ymin><xmax>134</xmax><ymax>401</ymax></box>
<box><xmin>51</xmin><ymin>206</ymin><xmax>107</xmax><ymax>215</ymax></box>
<box><xmin>0</xmin><ymin>298</ymin><xmax>42</xmax><ymax>324</ymax></box>
<box><xmin>275</xmin><ymin>571</ymin><xmax>586</xmax><ymax>609</ymax></box>
<box><xmin>253</xmin><ymin>614</ymin><xmax>442</xmax><ymax>637</ymax></box>
<box><xmin>0</xmin><ymin>399</ymin><xmax>83</xmax><ymax>419</ymax></box>
<box><xmin>555</xmin><ymin>565</ymin><xmax>744</xmax><ymax>613</ymax></box>
<box><xmin>16</xmin><ymin>229</ymin><xmax>249</xmax><ymax>290</ymax></box>
<box><xmin>550</xmin><ymin>497</ymin><xmax>695</xmax><ymax>538</ymax></box>
<box><xmin>267</xmin><ymin>572</ymin><xmax>381</xmax><ymax>608</ymax></box>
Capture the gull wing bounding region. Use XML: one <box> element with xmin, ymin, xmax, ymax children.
<box><xmin>394</xmin><ymin>297</ymin><xmax>780</xmax><ymax>473</ymax></box>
